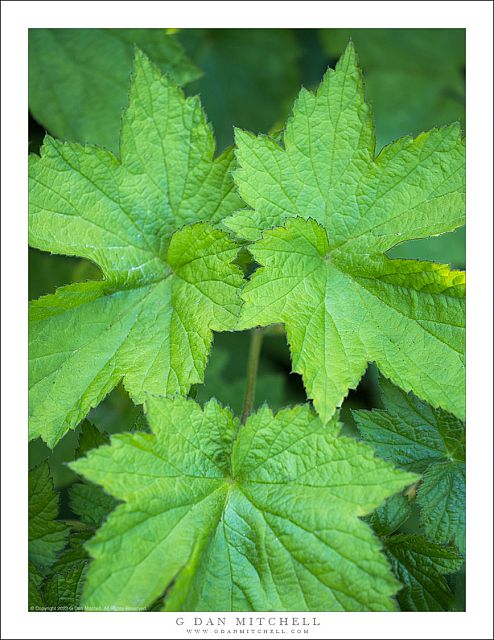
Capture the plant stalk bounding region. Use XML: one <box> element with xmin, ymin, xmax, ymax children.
<box><xmin>240</xmin><ymin>327</ymin><xmax>264</xmax><ymax>424</ymax></box>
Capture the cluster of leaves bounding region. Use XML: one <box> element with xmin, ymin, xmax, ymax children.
<box><xmin>29</xmin><ymin>423</ymin><xmax>115</xmax><ymax>610</ymax></box>
<box><xmin>28</xmin><ymin>29</ymin><xmax>466</xmax><ymax>612</ymax></box>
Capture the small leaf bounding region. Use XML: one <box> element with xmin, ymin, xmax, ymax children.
<box><xmin>74</xmin><ymin>421</ymin><xmax>110</xmax><ymax>460</ymax></box>
<box><xmin>383</xmin><ymin>535</ymin><xmax>464</xmax><ymax>611</ymax></box>
<box><xmin>355</xmin><ymin>377</ymin><xmax>466</xmax><ymax>554</ymax></box>
<box><xmin>29</xmin><ymin>462</ymin><xmax>69</xmax><ymax>568</ymax></box>
<box><xmin>365</xmin><ymin>494</ymin><xmax>412</xmax><ymax>537</ymax></box>
<box><xmin>69</xmin><ymin>484</ymin><xmax>118</xmax><ymax>529</ymax></box>
<box><xmin>28</xmin><ymin>561</ymin><xmax>45</xmax><ymax>609</ymax></box>
<box><xmin>70</xmin><ymin>421</ymin><xmax>118</xmax><ymax>528</ymax></box>
<box><xmin>43</xmin><ymin>531</ymin><xmax>92</xmax><ymax>609</ymax></box>
<box><xmin>418</xmin><ymin>462</ymin><xmax>466</xmax><ymax>555</ymax></box>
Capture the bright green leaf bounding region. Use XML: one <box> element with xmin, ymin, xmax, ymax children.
<box><xmin>29</xmin><ymin>29</ymin><xmax>201</xmax><ymax>152</ymax></box>
<box><xmin>354</xmin><ymin>377</ymin><xmax>465</xmax><ymax>553</ymax></box>
<box><xmin>29</xmin><ymin>51</ymin><xmax>244</xmax><ymax>448</ymax></box>
<box><xmin>320</xmin><ymin>29</ymin><xmax>465</xmax><ymax>150</ymax></box>
<box><xmin>239</xmin><ymin>218</ymin><xmax>465</xmax><ymax>424</ymax></box>
<box><xmin>231</xmin><ymin>43</ymin><xmax>465</xmax><ymax>422</ymax></box>
<box><xmin>70</xmin><ymin>397</ymin><xmax>417</xmax><ymax>612</ymax></box>
<box><xmin>383</xmin><ymin>535</ymin><xmax>464</xmax><ymax>611</ymax></box>
<box><xmin>320</xmin><ymin>30</ymin><xmax>467</xmax><ymax>269</ymax></box>
<box><xmin>29</xmin><ymin>462</ymin><xmax>69</xmax><ymax>568</ymax></box>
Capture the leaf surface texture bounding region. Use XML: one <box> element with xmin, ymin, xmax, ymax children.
<box><xmin>71</xmin><ymin>397</ymin><xmax>417</xmax><ymax>611</ymax></box>
<box><xmin>29</xmin><ymin>51</ymin><xmax>243</xmax><ymax>447</ymax></box>
<box><xmin>230</xmin><ymin>43</ymin><xmax>465</xmax><ymax>421</ymax></box>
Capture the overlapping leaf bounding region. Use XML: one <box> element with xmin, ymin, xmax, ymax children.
<box><xmin>365</xmin><ymin>493</ymin><xmax>411</xmax><ymax>538</ymax></box>
<box><xmin>28</xmin><ymin>561</ymin><xmax>45</xmax><ymax>609</ymax></box>
<box><xmin>364</xmin><ymin>493</ymin><xmax>463</xmax><ymax>611</ymax></box>
<box><xmin>29</xmin><ymin>462</ymin><xmax>69</xmax><ymax>568</ymax></box>
<box><xmin>229</xmin><ymin>43</ymin><xmax>465</xmax><ymax>422</ymax></box>
<box><xmin>42</xmin><ymin>532</ymin><xmax>92</xmax><ymax>610</ymax></box>
<box><xmin>29</xmin><ymin>51</ymin><xmax>244</xmax><ymax>447</ymax></box>
<box><xmin>70</xmin><ymin>397</ymin><xmax>416</xmax><ymax>612</ymax></box>
<box><xmin>354</xmin><ymin>377</ymin><xmax>466</xmax><ymax>553</ymax></box>
<box><xmin>383</xmin><ymin>535</ymin><xmax>463</xmax><ymax>611</ymax></box>
<box><xmin>69</xmin><ymin>422</ymin><xmax>118</xmax><ymax>528</ymax></box>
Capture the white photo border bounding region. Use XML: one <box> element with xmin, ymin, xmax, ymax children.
<box><xmin>2</xmin><ymin>2</ymin><xmax>492</xmax><ymax>638</ymax></box>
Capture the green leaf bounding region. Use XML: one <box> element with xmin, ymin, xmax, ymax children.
<box><xmin>320</xmin><ymin>30</ymin><xmax>466</xmax><ymax>269</ymax></box>
<box><xmin>354</xmin><ymin>377</ymin><xmax>465</xmax><ymax>553</ymax></box>
<box><xmin>239</xmin><ymin>218</ymin><xmax>465</xmax><ymax>424</ymax></box>
<box><xmin>69</xmin><ymin>484</ymin><xmax>118</xmax><ymax>529</ymax></box>
<box><xmin>70</xmin><ymin>421</ymin><xmax>119</xmax><ymax>529</ymax></box>
<box><xmin>74</xmin><ymin>421</ymin><xmax>110</xmax><ymax>459</ymax></box>
<box><xmin>383</xmin><ymin>535</ymin><xmax>464</xmax><ymax>611</ymax></box>
<box><xmin>228</xmin><ymin>43</ymin><xmax>464</xmax><ymax>244</ymax></box>
<box><xmin>29</xmin><ymin>561</ymin><xmax>45</xmax><ymax>609</ymax></box>
<box><xmin>231</xmin><ymin>43</ymin><xmax>465</xmax><ymax>422</ymax></box>
<box><xmin>320</xmin><ymin>29</ymin><xmax>465</xmax><ymax>150</ymax></box>
<box><xmin>29</xmin><ymin>248</ymin><xmax>100</xmax><ymax>301</ymax></box>
<box><xmin>181</xmin><ymin>29</ymin><xmax>301</xmax><ymax>151</ymax></box>
<box><xmin>29</xmin><ymin>29</ymin><xmax>201</xmax><ymax>152</ymax></box>
<box><xmin>29</xmin><ymin>51</ymin><xmax>244</xmax><ymax>448</ymax></box>
<box><xmin>418</xmin><ymin>463</ymin><xmax>466</xmax><ymax>555</ymax></box>
<box><xmin>43</xmin><ymin>531</ymin><xmax>92</xmax><ymax>609</ymax></box>
<box><xmin>29</xmin><ymin>462</ymin><xmax>69</xmax><ymax>568</ymax></box>
<box><xmin>365</xmin><ymin>494</ymin><xmax>412</xmax><ymax>537</ymax></box>
<box><xmin>70</xmin><ymin>397</ymin><xmax>416</xmax><ymax>612</ymax></box>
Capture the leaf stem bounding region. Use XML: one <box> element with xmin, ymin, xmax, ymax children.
<box><xmin>240</xmin><ymin>327</ymin><xmax>264</xmax><ymax>424</ymax></box>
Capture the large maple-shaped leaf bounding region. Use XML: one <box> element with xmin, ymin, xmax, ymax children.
<box><xmin>354</xmin><ymin>377</ymin><xmax>465</xmax><ymax>554</ymax></box>
<box><xmin>29</xmin><ymin>51</ymin><xmax>243</xmax><ymax>448</ymax></box>
<box><xmin>70</xmin><ymin>397</ymin><xmax>417</xmax><ymax>612</ymax></box>
<box><xmin>231</xmin><ymin>43</ymin><xmax>465</xmax><ymax>421</ymax></box>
